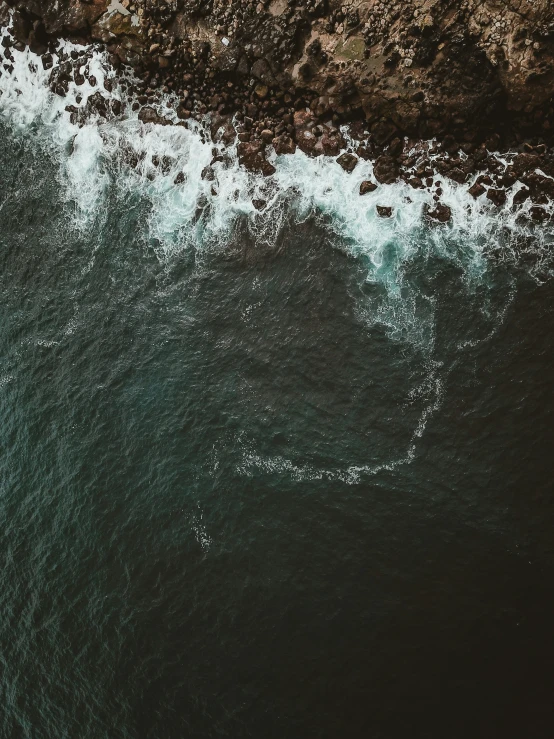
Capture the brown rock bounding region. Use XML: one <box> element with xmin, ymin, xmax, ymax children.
<box><xmin>201</xmin><ymin>166</ymin><xmax>215</xmax><ymax>181</ymax></box>
<box><xmin>468</xmin><ymin>182</ymin><xmax>486</xmax><ymax>198</ymax></box>
<box><xmin>373</xmin><ymin>156</ymin><xmax>399</xmax><ymax>185</ymax></box>
<box><xmin>522</xmin><ymin>172</ymin><xmax>554</xmax><ymax>199</ymax></box>
<box><xmin>317</xmin><ymin>132</ymin><xmax>344</xmax><ymax>157</ymax></box>
<box><xmin>513</xmin><ymin>187</ymin><xmax>531</xmax><ymax>205</ymax></box>
<box><xmin>376</xmin><ymin>206</ymin><xmax>393</xmax><ymax>218</ymax></box>
<box><xmin>425</xmin><ymin>203</ymin><xmax>452</xmax><ymax>223</ymax></box>
<box><xmin>92</xmin><ymin>9</ymin><xmax>142</xmax><ymax>52</ymax></box>
<box><xmin>138</xmin><ymin>107</ymin><xmax>172</xmax><ymax>126</ymax></box>
<box><xmin>447</xmin><ymin>168</ymin><xmax>467</xmax><ymax>185</ymax></box>
<box><xmin>511</xmin><ymin>154</ymin><xmax>542</xmax><ymax>179</ymax></box>
<box><xmin>237</xmin><ymin>141</ymin><xmax>276</xmax><ymax>176</ymax></box>
<box><xmin>272</xmin><ymin>136</ymin><xmax>296</xmax><ymax>155</ymax></box>
<box><xmin>254</xmin><ymin>84</ymin><xmax>268</xmax><ymax>99</ymax></box>
<box><xmin>261</xmin><ymin>129</ymin><xmax>274</xmax><ymax>144</ymax></box>
<box><xmin>17</xmin><ymin>0</ymin><xmax>108</xmax><ymax>35</ymax></box>
<box><xmin>360</xmin><ymin>181</ymin><xmax>377</xmax><ymax>195</ymax></box>
<box><xmin>293</xmin><ymin>110</ymin><xmax>318</xmax><ymax>156</ymax></box>
<box><xmin>336</xmin><ymin>153</ymin><xmax>358</xmax><ymax>173</ymax></box>
<box><xmin>530</xmin><ymin>206</ymin><xmax>549</xmax><ymax>223</ymax></box>
<box><xmin>486</xmin><ymin>188</ymin><xmax>507</xmax><ymax>207</ymax></box>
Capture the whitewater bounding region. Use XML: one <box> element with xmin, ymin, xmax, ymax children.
<box><xmin>1</xmin><ymin>27</ymin><xmax>553</xmax><ymax>483</ymax></box>
<box><xmin>2</xmin><ymin>21</ymin><xmax>554</xmax><ymax>739</ymax></box>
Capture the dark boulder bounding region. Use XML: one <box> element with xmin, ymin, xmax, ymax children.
<box><xmin>272</xmin><ymin>136</ymin><xmax>296</xmax><ymax>155</ymax></box>
<box><xmin>237</xmin><ymin>141</ymin><xmax>276</xmax><ymax>176</ymax></box>
<box><xmin>447</xmin><ymin>167</ymin><xmax>467</xmax><ymax>185</ymax></box>
<box><xmin>336</xmin><ymin>153</ymin><xmax>358</xmax><ymax>173</ymax></box>
<box><xmin>468</xmin><ymin>182</ymin><xmax>486</xmax><ymax>198</ymax></box>
<box><xmin>360</xmin><ymin>181</ymin><xmax>378</xmax><ymax>195</ymax></box>
<box><xmin>315</xmin><ymin>132</ymin><xmax>344</xmax><ymax>157</ymax></box>
<box><xmin>511</xmin><ymin>153</ymin><xmax>542</xmax><ymax>179</ymax></box>
<box><xmin>513</xmin><ymin>187</ymin><xmax>531</xmax><ymax>205</ymax></box>
<box><xmin>530</xmin><ymin>206</ymin><xmax>549</xmax><ymax>223</ymax></box>
<box><xmin>486</xmin><ymin>188</ymin><xmax>507</xmax><ymax>207</ymax></box>
<box><xmin>201</xmin><ymin>166</ymin><xmax>215</xmax><ymax>181</ymax></box>
<box><xmin>425</xmin><ymin>203</ymin><xmax>452</xmax><ymax>223</ymax></box>
<box><xmin>373</xmin><ymin>155</ymin><xmax>399</xmax><ymax>185</ymax></box>
<box><xmin>138</xmin><ymin>107</ymin><xmax>172</xmax><ymax>126</ymax></box>
<box><xmin>376</xmin><ymin>205</ymin><xmax>393</xmax><ymax>218</ymax></box>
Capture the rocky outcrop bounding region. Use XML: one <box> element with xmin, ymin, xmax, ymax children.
<box><xmin>3</xmin><ymin>1</ymin><xmax>554</xmax><ymax>143</ymax></box>
<box><xmin>9</xmin><ymin>0</ymin><xmax>108</xmax><ymax>35</ymax></box>
<box><xmin>2</xmin><ymin>0</ymin><xmax>554</xmax><ymax>215</ymax></box>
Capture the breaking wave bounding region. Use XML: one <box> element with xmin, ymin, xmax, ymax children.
<box><xmin>1</xmin><ymin>28</ymin><xmax>552</xmax><ymax>481</ymax></box>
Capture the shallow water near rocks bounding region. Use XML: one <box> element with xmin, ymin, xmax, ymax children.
<box><xmin>1</xmin><ymin>45</ymin><xmax>554</xmax><ymax>739</ymax></box>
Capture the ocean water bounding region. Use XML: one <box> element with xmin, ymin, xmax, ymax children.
<box><xmin>1</xmin><ymin>35</ymin><xmax>554</xmax><ymax>739</ymax></box>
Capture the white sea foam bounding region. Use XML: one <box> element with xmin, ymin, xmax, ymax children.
<box><xmin>236</xmin><ymin>358</ymin><xmax>445</xmax><ymax>484</ymax></box>
<box><xmin>2</xmin><ymin>29</ymin><xmax>552</xmax><ymax>273</ymax></box>
<box><xmin>1</xmin><ymin>29</ymin><xmax>552</xmax><ymax>482</ymax></box>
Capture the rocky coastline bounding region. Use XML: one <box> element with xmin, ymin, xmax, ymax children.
<box><xmin>2</xmin><ymin>0</ymin><xmax>554</xmax><ymax>224</ymax></box>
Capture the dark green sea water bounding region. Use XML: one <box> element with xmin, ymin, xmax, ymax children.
<box><xmin>1</xmin><ymin>115</ymin><xmax>554</xmax><ymax>739</ymax></box>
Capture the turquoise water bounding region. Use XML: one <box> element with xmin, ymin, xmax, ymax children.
<box><xmin>1</xmin><ymin>57</ymin><xmax>554</xmax><ymax>737</ymax></box>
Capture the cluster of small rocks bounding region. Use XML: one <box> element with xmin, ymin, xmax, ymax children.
<box><xmin>1</xmin><ymin>0</ymin><xmax>554</xmax><ymax>222</ymax></box>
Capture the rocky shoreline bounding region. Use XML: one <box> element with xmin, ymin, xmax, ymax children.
<box><xmin>2</xmin><ymin>0</ymin><xmax>554</xmax><ymax>224</ymax></box>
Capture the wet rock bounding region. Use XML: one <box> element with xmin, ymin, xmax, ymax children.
<box><xmin>138</xmin><ymin>106</ymin><xmax>172</xmax><ymax>126</ymax></box>
<box><xmin>513</xmin><ymin>187</ymin><xmax>531</xmax><ymax>205</ymax></box>
<box><xmin>376</xmin><ymin>206</ymin><xmax>393</xmax><ymax>218</ymax></box>
<box><xmin>447</xmin><ymin>168</ymin><xmax>467</xmax><ymax>185</ymax></box>
<box><xmin>336</xmin><ymin>153</ymin><xmax>358</xmax><ymax>173</ymax></box>
<box><xmin>92</xmin><ymin>9</ymin><xmax>142</xmax><ymax>51</ymax></box>
<box><xmin>511</xmin><ymin>153</ymin><xmax>542</xmax><ymax>179</ymax></box>
<box><xmin>272</xmin><ymin>136</ymin><xmax>296</xmax><ymax>155</ymax></box>
<box><xmin>425</xmin><ymin>203</ymin><xmax>452</xmax><ymax>223</ymax></box>
<box><xmin>468</xmin><ymin>182</ymin><xmax>486</xmax><ymax>198</ymax></box>
<box><xmin>373</xmin><ymin>156</ymin><xmax>399</xmax><ymax>185</ymax></box>
<box><xmin>41</xmin><ymin>53</ymin><xmax>54</xmax><ymax>70</ymax></box>
<box><xmin>201</xmin><ymin>166</ymin><xmax>215</xmax><ymax>181</ymax></box>
<box><xmin>316</xmin><ymin>132</ymin><xmax>344</xmax><ymax>157</ymax></box>
<box><xmin>486</xmin><ymin>188</ymin><xmax>507</xmax><ymax>207</ymax></box>
<box><xmin>476</xmin><ymin>174</ymin><xmax>494</xmax><ymax>187</ymax></box>
<box><xmin>530</xmin><ymin>206</ymin><xmax>549</xmax><ymax>223</ymax></box>
<box><xmin>237</xmin><ymin>141</ymin><xmax>276</xmax><ymax>176</ymax></box>
<box><xmin>360</xmin><ymin>181</ymin><xmax>378</xmax><ymax>195</ymax></box>
<box><xmin>17</xmin><ymin>0</ymin><xmax>109</xmax><ymax>35</ymax></box>
<box><xmin>252</xmin><ymin>199</ymin><xmax>267</xmax><ymax>211</ymax></box>
<box><xmin>260</xmin><ymin>129</ymin><xmax>274</xmax><ymax>144</ymax></box>
<box><xmin>523</xmin><ymin>172</ymin><xmax>554</xmax><ymax>199</ymax></box>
